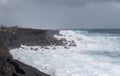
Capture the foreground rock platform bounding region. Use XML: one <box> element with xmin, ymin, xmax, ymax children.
<box><xmin>0</xmin><ymin>41</ymin><xmax>50</xmax><ymax>76</ymax></box>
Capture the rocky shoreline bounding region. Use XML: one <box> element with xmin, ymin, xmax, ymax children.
<box><xmin>0</xmin><ymin>41</ymin><xmax>50</xmax><ymax>76</ymax></box>
<box><xmin>0</xmin><ymin>26</ymin><xmax>76</xmax><ymax>76</ymax></box>
<box><xmin>0</xmin><ymin>26</ymin><xmax>64</xmax><ymax>76</ymax></box>
<box><xmin>0</xmin><ymin>26</ymin><xmax>62</xmax><ymax>49</ymax></box>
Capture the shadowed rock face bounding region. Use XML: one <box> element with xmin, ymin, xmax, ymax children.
<box><xmin>0</xmin><ymin>41</ymin><xmax>50</xmax><ymax>76</ymax></box>
<box><xmin>0</xmin><ymin>28</ymin><xmax>60</xmax><ymax>49</ymax></box>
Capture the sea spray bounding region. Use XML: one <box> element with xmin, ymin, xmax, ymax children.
<box><xmin>10</xmin><ymin>30</ymin><xmax>120</xmax><ymax>76</ymax></box>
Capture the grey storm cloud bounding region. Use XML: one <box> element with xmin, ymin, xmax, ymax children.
<box><xmin>0</xmin><ymin>0</ymin><xmax>120</xmax><ymax>29</ymax></box>
<box><xmin>26</xmin><ymin>0</ymin><xmax>120</xmax><ymax>7</ymax></box>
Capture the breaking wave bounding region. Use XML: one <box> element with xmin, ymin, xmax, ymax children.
<box><xmin>10</xmin><ymin>30</ymin><xmax>120</xmax><ymax>76</ymax></box>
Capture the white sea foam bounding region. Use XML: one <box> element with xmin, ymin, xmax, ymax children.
<box><xmin>10</xmin><ymin>30</ymin><xmax>120</xmax><ymax>76</ymax></box>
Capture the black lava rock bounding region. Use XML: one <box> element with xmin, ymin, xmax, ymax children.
<box><xmin>0</xmin><ymin>41</ymin><xmax>50</xmax><ymax>76</ymax></box>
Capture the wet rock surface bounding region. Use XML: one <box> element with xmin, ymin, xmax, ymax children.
<box><xmin>0</xmin><ymin>41</ymin><xmax>50</xmax><ymax>76</ymax></box>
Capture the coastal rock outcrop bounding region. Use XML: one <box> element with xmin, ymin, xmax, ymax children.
<box><xmin>0</xmin><ymin>26</ymin><xmax>73</xmax><ymax>76</ymax></box>
<box><xmin>0</xmin><ymin>41</ymin><xmax>50</xmax><ymax>76</ymax></box>
<box><xmin>0</xmin><ymin>27</ymin><xmax>61</xmax><ymax>49</ymax></box>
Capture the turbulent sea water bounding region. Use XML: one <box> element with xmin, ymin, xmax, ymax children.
<box><xmin>10</xmin><ymin>29</ymin><xmax>120</xmax><ymax>76</ymax></box>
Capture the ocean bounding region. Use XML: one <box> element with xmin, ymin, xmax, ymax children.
<box><xmin>10</xmin><ymin>29</ymin><xmax>120</xmax><ymax>76</ymax></box>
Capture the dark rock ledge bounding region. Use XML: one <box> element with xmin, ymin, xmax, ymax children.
<box><xmin>0</xmin><ymin>41</ymin><xmax>50</xmax><ymax>76</ymax></box>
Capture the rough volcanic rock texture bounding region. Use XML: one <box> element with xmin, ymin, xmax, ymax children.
<box><xmin>0</xmin><ymin>41</ymin><xmax>50</xmax><ymax>76</ymax></box>
<box><xmin>0</xmin><ymin>28</ymin><xmax>59</xmax><ymax>49</ymax></box>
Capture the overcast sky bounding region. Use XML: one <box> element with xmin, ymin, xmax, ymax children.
<box><xmin>0</xmin><ymin>0</ymin><xmax>120</xmax><ymax>29</ymax></box>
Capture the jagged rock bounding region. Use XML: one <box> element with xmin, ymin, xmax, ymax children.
<box><xmin>0</xmin><ymin>42</ymin><xmax>50</xmax><ymax>76</ymax></box>
<box><xmin>0</xmin><ymin>28</ymin><xmax>60</xmax><ymax>49</ymax></box>
<box><xmin>68</xmin><ymin>41</ymin><xmax>76</xmax><ymax>46</ymax></box>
